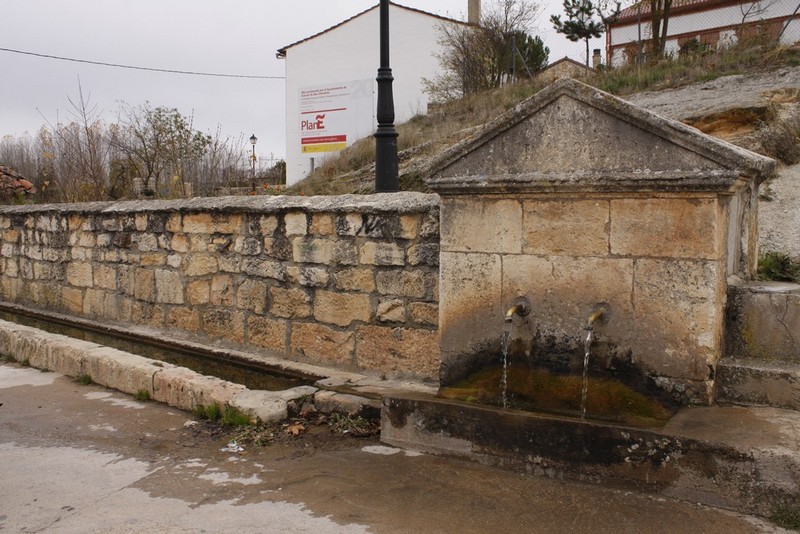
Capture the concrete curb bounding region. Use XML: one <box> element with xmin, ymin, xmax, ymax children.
<box><xmin>0</xmin><ymin>318</ymin><xmax>382</xmax><ymax>424</ymax></box>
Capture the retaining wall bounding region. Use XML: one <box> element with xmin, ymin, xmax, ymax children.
<box><xmin>0</xmin><ymin>193</ymin><xmax>441</xmax><ymax>380</ymax></box>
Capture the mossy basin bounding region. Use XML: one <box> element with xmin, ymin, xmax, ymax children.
<box><xmin>439</xmin><ymin>364</ymin><xmax>676</xmax><ymax>428</ymax></box>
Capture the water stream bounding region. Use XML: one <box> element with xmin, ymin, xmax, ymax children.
<box><xmin>501</xmin><ymin>330</ymin><xmax>511</xmax><ymax>409</ymax></box>
<box><xmin>581</xmin><ymin>329</ymin><xmax>593</xmax><ymax>420</ymax></box>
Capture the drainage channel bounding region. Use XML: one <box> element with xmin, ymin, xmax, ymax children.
<box><xmin>0</xmin><ymin>306</ymin><xmax>316</xmax><ymax>392</ymax></box>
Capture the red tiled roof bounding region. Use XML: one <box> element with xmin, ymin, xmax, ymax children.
<box><xmin>276</xmin><ymin>2</ymin><xmax>467</xmax><ymax>58</ymax></box>
<box><xmin>0</xmin><ymin>166</ymin><xmax>37</xmax><ymax>195</ymax></box>
<box><xmin>614</xmin><ymin>0</ymin><xmax>741</xmax><ymax>25</ymax></box>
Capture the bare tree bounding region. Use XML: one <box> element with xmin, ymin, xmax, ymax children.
<box><xmin>739</xmin><ymin>0</ymin><xmax>778</xmax><ymax>25</ymax></box>
<box><xmin>36</xmin><ymin>84</ymin><xmax>111</xmax><ymax>202</ymax></box>
<box><xmin>2</xmin><ymin>87</ymin><xmax>257</xmax><ymax>202</ymax></box>
<box><xmin>424</xmin><ymin>0</ymin><xmax>544</xmax><ymax>102</ymax></box>
<box><xmin>112</xmin><ymin>103</ymin><xmax>211</xmax><ymax>198</ymax></box>
<box><xmin>648</xmin><ymin>0</ymin><xmax>673</xmax><ymax>58</ymax></box>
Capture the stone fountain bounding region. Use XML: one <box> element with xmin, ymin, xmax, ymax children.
<box><xmin>380</xmin><ymin>79</ymin><xmax>794</xmax><ymax>513</ymax></box>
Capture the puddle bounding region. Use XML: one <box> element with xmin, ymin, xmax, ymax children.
<box><xmin>362</xmin><ymin>445</ymin><xmax>424</xmax><ymax>457</ymax></box>
<box><xmin>84</xmin><ymin>391</ymin><xmax>146</xmax><ymax>410</ymax></box>
<box><xmin>0</xmin><ymin>365</ymin><xmax>57</xmax><ymax>388</ymax></box>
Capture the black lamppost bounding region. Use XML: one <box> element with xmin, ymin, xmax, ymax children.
<box><xmin>374</xmin><ymin>0</ymin><xmax>399</xmax><ymax>192</ymax></box>
<box><xmin>249</xmin><ymin>134</ymin><xmax>257</xmax><ymax>193</ymax></box>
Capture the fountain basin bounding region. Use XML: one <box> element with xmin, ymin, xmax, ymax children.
<box><xmin>439</xmin><ymin>363</ymin><xmax>675</xmax><ymax>428</ymax></box>
<box><xmin>381</xmin><ymin>392</ymin><xmax>800</xmax><ymax>517</ymax></box>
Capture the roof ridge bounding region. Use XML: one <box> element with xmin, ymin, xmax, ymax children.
<box><xmin>276</xmin><ymin>2</ymin><xmax>467</xmax><ymax>57</ymax></box>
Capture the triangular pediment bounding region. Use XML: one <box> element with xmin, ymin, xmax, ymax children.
<box><xmin>426</xmin><ymin>78</ymin><xmax>774</xmax><ymax>195</ymax></box>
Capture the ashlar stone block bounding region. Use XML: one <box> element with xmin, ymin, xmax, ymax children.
<box><xmin>502</xmin><ymin>255</ymin><xmax>635</xmax><ymax>342</ymax></box>
<box><xmin>610</xmin><ymin>198</ymin><xmax>720</xmax><ymax>260</ymax></box>
<box><xmin>167</xmin><ymin>307</ymin><xmax>201</xmax><ymax>333</ymax></box>
<box><xmin>439</xmin><ymin>252</ymin><xmax>503</xmax><ymax>378</ymax></box>
<box><xmin>409</xmin><ymin>302</ymin><xmax>439</xmax><ymax>327</ymax></box>
<box><xmin>292</xmin><ymin>237</ymin><xmax>334</xmax><ymax>265</ymax></box>
<box><xmin>187</xmin><ymin>280</ymin><xmax>211</xmax><ymax>305</ymax></box>
<box><xmin>66</xmin><ymin>262</ymin><xmax>93</xmax><ymax>288</ymax></box>
<box><xmin>259</xmin><ymin>215</ymin><xmax>279</xmax><ymax>236</ymax></box>
<box><xmin>203</xmin><ymin>309</ymin><xmax>245</xmax><ymax>344</ymax></box>
<box><xmin>93</xmin><ymin>264</ymin><xmax>117</xmax><ymax>290</ymax></box>
<box><xmin>359</xmin><ymin>242</ymin><xmax>405</xmax><ymax>266</ymax></box>
<box><xmin>376</xmin><ymin>270</ymin><xmax>426</xmax><ymax>298</ymax></box>
<box><xmin>290</xmin><ymin>322</ymin><xmax>354</xmax><ymax>366</ymax></box>
<box><xmin>377</xmin><ymin>299</ymin><xmax>405</xmax><ymax>323</ymax></box>
<box><xmin>285</xmin><ymin>265</ymin><xmax>330</xmax><ymax>288</ymax></box>
<box><xmin>237</xmin><ymin>279</ymin><xmax>268</xmax><ymax>314</ymax></box>
<box><xmin>314</xmin><ymin>290</ymin><xmax>372</xmax><ymax>327</ymax></box>
<box><xmin>310</xmin><ymin>214</ymin><xmax>334</xmax><ymax>236</ymax></box>
<box><xmin>523</xmin><ymin>199</ymin><xmax>609</xmax><ymax>256</ymax></box>
<box><xmin>632</xmin><ymin>258</ymin><xmax>724</xmax><ymax>381</ymax></box>
<box><xmin>155</xmin><ymin>269</ymin><xmax>184</xmax><ymax>304</ymax></box>
<box><xmin>248</xmin><ymin>316</ymin><xmax>288</xmax><ymax>353</ymax></box>
<box><xmin>285</xmin><ymin>212</ymin><xmax>308</xmax><ymax>236</ymax></box>
<box><xmin>333</xmin><ymin>268</ymin><xmax>376</xmax><ymax>293</ymax></box>
<box><xmin>270</xmin><ymin>286</ymin><xmax>312</xmax><ymax>319</ymax></box>
<box><xmin>355</xmin><ymin>326</ymin><xmax>438</xmax><ymax>379</ymax></box>
<box><xmin>185</xmin><ymin>254</ymin><xmax>219</xmax><ymax>277</ymax></box>
<box><xmin>210</xmin><ymin>274</ymin><xmax>235</xmax><ymax>306</ymax></box>
<box><xmin>440</xmin><ymin>198</ymin><xmax>521</xmax><ymax>254</ymax></box>
<box><xmin>133</xmin><ymin>269</ymin><xmax>156</xmax><ymax>302</ymax></box>
<box><xmin>183</xmin><ymin>213</ymin><xmax>243</xmax><ymax>235</ymax></box>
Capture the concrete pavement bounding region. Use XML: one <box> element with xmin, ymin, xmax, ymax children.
<box><xmin>0</xmin><ymin>363</ymin><xmax>788</xmax><ymax>533</ymax></box>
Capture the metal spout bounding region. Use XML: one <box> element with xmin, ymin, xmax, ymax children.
<box><xmin>505</xmin><ymin>297</ymin><xmax>531</xmax><ymax>323</ymax></box>
<box><xmin>587</xmin><ymin>308</ymin><xmax>605</xmax><ymax>328</ymax></box>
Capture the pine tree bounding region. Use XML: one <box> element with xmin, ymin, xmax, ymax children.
<box><xmin>551</xmin><ymin>0</ymin><xmax>619</xmax><ymax>67</ymax></box>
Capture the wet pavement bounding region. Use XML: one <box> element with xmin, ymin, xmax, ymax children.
<box><xmin>0</xmin><ymin>363</ymin><xmax>789</xmax><ymax>533</ymax></box>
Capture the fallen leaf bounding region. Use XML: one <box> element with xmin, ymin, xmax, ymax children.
<box><xmin>285</xmin><ymin>423</ymin><xmax>305</xmax><ymax>436</ymax></box>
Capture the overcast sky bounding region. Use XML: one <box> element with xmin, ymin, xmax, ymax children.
<box><xmin>0</xmin><ymin>1</ymin><xmax>603</xmax><ymax>165</ymax></box>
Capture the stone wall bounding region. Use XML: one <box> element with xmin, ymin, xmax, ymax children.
<box><xmin>0</xmin><ymin>194</ymin><xmax>441</xmax><ymax>380</ymax></box>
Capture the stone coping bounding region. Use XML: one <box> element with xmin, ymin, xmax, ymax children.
<box><xmin>0</xmin><ymin>192</ymin><xmax>440</xmax><ymax>216</ymax></box>
<box><xmin>733</xmin><ymin>280</ymin><xmax>800</xmax><ymax>294</ymax></box>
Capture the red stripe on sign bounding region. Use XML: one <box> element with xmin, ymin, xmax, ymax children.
<box><xmin>301</xmin><ymin>108</ymin><xmax>347</xmax><ymax>115</ymax></box>
<box><xmin>302</xmin><ymin>135</ymin><xmax>347</xmax><ymax>145</ymax></box>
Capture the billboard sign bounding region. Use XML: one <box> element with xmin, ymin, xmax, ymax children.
<box><xmin>299</xmin><ymin>80</ymin><xmax>373</xmax><ymax>155</ymax></box>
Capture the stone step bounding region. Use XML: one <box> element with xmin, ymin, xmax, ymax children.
<box><xmin>725</xmin><ymin>281</ymin><xmax>800</xmax><ymax>365</ymax></box>
<box><xmin>716</xmin><ymin>358</ymin><xmax>800</xmax><ymax>410</ymax></box>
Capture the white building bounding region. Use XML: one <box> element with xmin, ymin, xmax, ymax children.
<box><xmin>277</xmin><ymin>3</ymin><xmax>472</xmax><ymax>186</ymax></box>
<box><xmin>606</xmin><ymin>0</ymin><xmax>800</xmax><ymax>67</ymax></box>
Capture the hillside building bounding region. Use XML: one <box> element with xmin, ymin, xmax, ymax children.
<box><xmin>277</xmin><ymin>2</ymin><xmax>471</xmax><ymax>186</ymax></box>
<box><xmin>606</xmin><ymin>0</ymin><xmax>800</xmax><ymax>67</ymax></box>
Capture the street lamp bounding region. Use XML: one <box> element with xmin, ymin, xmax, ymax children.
<box><xmin>374</xmin><ymin>0</ymin><xmax>399</xmax><ymax>192</ymax></box>
<box><xmin>249</xmin><ymin>134</ymin><xmax>257</xmax><ymax>194</ymax></box>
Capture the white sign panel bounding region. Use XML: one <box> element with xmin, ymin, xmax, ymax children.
<box><xmin>298</xmin><ymin>80</ymin><xmax>374</xmax><ymax>155</ymax></box>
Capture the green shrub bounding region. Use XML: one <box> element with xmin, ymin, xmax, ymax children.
<box><xmin>758</xmin><ymin>252</ymin><xmax>800</xmax><ymax>282</ymax></box>
<box><xmin>193</xmin><ymin>403</ymin><xmax>253</xmax><ymax>426</ymax></box>
<box><xmin>771</xmin><ymin>503</ymin><xmax>800</xmax><ymax>530</ymax></box>
<box><xmin>76</xmin><ymin>373</ymin><xmax>92</xmax><ymax>385</ymax></box>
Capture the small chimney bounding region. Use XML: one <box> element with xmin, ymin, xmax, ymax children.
<box><xmin>592</xmin><ymin>49</ymin><xmax>602</xmax><ymax>69</ymax></box>
<box><xmin>468</xmin><ymin>0</ymin><xmax>481</xmax><ymax>25</ymax></box>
